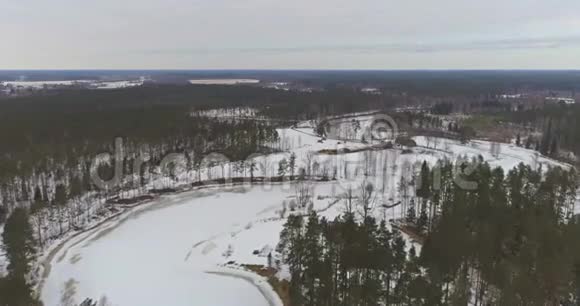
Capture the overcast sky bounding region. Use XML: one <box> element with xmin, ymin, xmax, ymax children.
<box><xmin>2</xmin><ymin>0</ymin><xmax>580</xmax><ymax>69</ymax></box>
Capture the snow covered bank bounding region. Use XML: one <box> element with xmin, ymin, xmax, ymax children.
<box><xmin>206</xmin><ymin>267</ymin><xmax>284</xmax><ymax>306</ymax></box>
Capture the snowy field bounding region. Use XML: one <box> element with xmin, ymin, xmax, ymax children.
<box><xmin>1</xmin><ymin>80</ymin><xmax>89</xmax><ymax>88</ymax></box>
<box><xmin>189</xmin><ymin>79</ymin><xmax>260</xmax><ymax>85</ymax></box>
<box><xmin>1</xmin><ymin>79</ymin><xmax>144</xmax><ymax>90</ymax></box>
<box><xmin>93</xmin><ymin>80</ymin><xmax>144</xmax><ymax>89</ymax></box>
<box><xmin>36</xmin><ymin>114</ymin><xmax>574</xmax><ymax>306</ymax></box>
<box><xmin>413</xmin><ymin>136</ymin><xmax>571</xmax><ymax>171</ymax></box>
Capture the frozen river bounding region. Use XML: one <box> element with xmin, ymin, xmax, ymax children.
<box><xmin>41</xmin><ymin>186</ymin><xmax>291</xmax><ymax>306</ymax></box>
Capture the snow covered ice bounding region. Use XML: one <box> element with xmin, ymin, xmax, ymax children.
<box><xmin>40</xmin><ymin>186</ymin><xmax>291</xmax><ymax>306</ymax></box>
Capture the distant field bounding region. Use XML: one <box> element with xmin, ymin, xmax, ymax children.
<box><xmin>189</xmin><ymin>79</ymin><xmax>260</xmax><ymax>85</ymax></box>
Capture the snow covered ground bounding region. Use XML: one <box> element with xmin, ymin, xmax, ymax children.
<box><xmin>0</xmin><ymin>225</ymin><xmax>5</xmax><ymax>277</ymax></box>
<box><xmin>1</xmin><ymin>79</ymin><xmax>144</xmax><ymax>90</ymax></box>
<box><xmin>413</xmin><ymin>136</ymin><xmax>571</xmax><ymax>171</ymax></box>
<box><xmin>189</xmin><ymin>79</ymin><xmax>260</xmax><ymax>85</ymax></box>
<box><xmin>36</xmin><ymin>113</ymin><xmax>574</xmax><ymax>306</ymax></box>
<box><xmin>93</xmin><ymin>80</ymin><xmax>143</xmax><ymax>89</ymax></box>
<box><xmin>1</xmin><ymin>80</ymin><xmax>90</xmax><ymax>88</ymax></box>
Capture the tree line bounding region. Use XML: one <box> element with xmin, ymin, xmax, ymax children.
<box><xmin>278</xmin><ymin>159</ymin><xmax>579</xmax><ymax>305</ymax></box>
<box><xmin>0</xmin><ymin>207</ymin><xmax>40</xmax><ymax>305</ymax></box>
<box><xmin>496</xmin><ymin>103</ymin><xmax>580</xmax><ymax>159</ymax></box>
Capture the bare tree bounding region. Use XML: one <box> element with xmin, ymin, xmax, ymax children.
<box><xmin>295</xmin><ymin>180</ymin><xmax>313</xmax><ymax>209</ymax></box>
<box><xmin>343</xmin><ymin>185</ymin><xmax>356</xmax><ymax>215</ymax></box>
<box><xmin>363</xmin><ymin>151</ymin><xmax>376</xmax><ymax>176</ymax></box>
<box><xmin>261</xmin><ymin>156</ymin><xmax>272</xmax><ymax>177</ymax></box>
<box><xmin>490</xmin><ymin>142</ymin><xmax>501</xmax><ymax>158</ymax></box>
<box><xmin>30</xmin><ymin>208</ymin><xmax>47</xmax><ymax>249</ymax></box>
<box><xmin>432</xmin><ymin>137</ymin><xmax>440</xmax><ymax>150</ymax></box>
<box><xmin>359</xmin><ymin>180</ymin><xmax>377</xmax><ymax>219</ymax></box>
<box><xmin>303</xmin><ymin>151</ymin><xmax>315</xmax><ymax>177</ymax></box>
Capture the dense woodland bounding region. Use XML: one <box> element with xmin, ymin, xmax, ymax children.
<box><xmin>0</xmin><ymin>85</ymin><xmax>392</xmax><ymax>223</ymax></box>
<box><xmin>429</xmin><ymin>98</ymin><xmax>580</xmax><ymax>160</ymax></box>
<box><xmin>278</xmin><ymin>160</ymin><xmax>579</xmax><ymax>306</ymax></box>
<box><xmin>498</xmin><ymin>104</ymin><xmax>580</xmax><ymax>157</ymax></box>
<box><xmin>1</xmin><ymin>208</ymin><xmax>40</xmax><ymax>306</ymax></box>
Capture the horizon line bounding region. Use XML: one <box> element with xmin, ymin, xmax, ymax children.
<box><xmin>2</xmin><ymin>68</ymin><xmax>580</xmax><ymax>72</ymax></box>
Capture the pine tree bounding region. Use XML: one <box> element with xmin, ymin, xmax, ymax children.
<box><xmin>525</xmin><ymin>136</ymin><xmax>533</xmax><ymax>149</ymax></box>
<box><xmin>0</xmin><ymin>275</ymin><xmax>41</xmax><ymax>306</ymax></box>
<box><xmin>541</xmin><ymin>119</ymin><xmax>553</xmax><ymax>155</ymax></box>
<box><xmin>278</xmin><ymin>157</ymin><xmax>580</xmax><ymax>306</ymax></box>
<box><xmin>288</xmin><ymin>152</ymin><xmax>297</xmax><ymax>179</ymax></box>
<box><xmin>416</xmin><ymin>161</ymin><xmax>432</xmax><ymax>231</ymax></box>
<box><xmin>399</xmin><ymin>175</ymin><xmax>410</xmax><ymax>219</ymax></box>
<box><xmin>2</xmin><ymin>208</ymin><xmax>36</xmax><ymax>277</ymax></box>
<box><xmin>30</xmin><ymin>187</ymin><xmax>46</xmax><ymax>249</ymax></box>
<box><xmin>416</xmin><ymin>161</ymin><xmax>431</xmax><ymax>200</ymax></box>
<box><xmin>0</xmin><ymin>208</ymin><xmax>40</xmax><ymax>306</ymax></box>
<box><xmin>303</xmin><ymin>212</ymin><xmax>322</xmax><ymax>306</ymax></box>
<box><xmin>249</xmin><ymin>160</ymin><xmax>257</xmax><ymax>181</ymax></box>
<box><xmin>407</xmin><ymin>199</ymin><xmax>417</xmax><ymax>224</ymax></box>
<box><xmin>277</xmin><ymin>158</ymin><xmax>288</xmax><ymax>177</ymax></box>
<box><xmin>0</xmin><ymin>206</ymin><xmax>6</xmax><ymax>225</ymax></box>
<box><xmin>417</xmin><ymin>205</ymin><xmax>429</xmax><ymax>233</ymax></box>
<box><xmin>550</xmin><ymin>138</ymin><xmax>559</xmax><ymax>156</ymax></box>
<box><xmin>19</xmin><ymin>178</ymin><xmax>29</xmax><ymax>202</ymax></box>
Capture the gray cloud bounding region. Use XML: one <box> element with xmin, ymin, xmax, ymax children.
<box><xmin>2</xmin><ymin>0</ymin><xmax>580</xmax><ymax>69</ymax></box>
<box><xmin>143</xmin><ymin>35</ymin><xmax>580</xmax><ymax>55</ymax></box>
